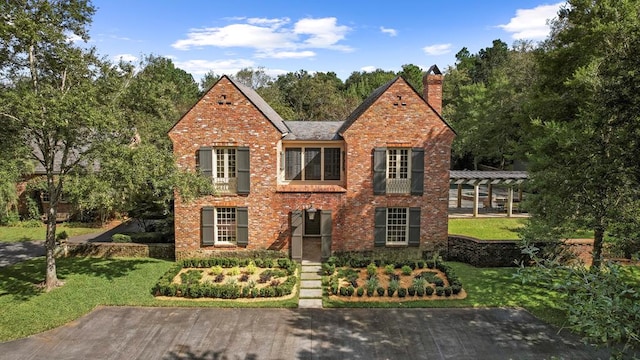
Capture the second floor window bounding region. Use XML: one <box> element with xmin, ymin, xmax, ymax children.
<box><xmin>198</xmin><ymin>147</ymin><xmax>250</xmax><ymax>195</ymax></box>
<box><xmin>284</xmin><ymin>147</ymin><xmax>342</xmax><ymax>182</ymax></box>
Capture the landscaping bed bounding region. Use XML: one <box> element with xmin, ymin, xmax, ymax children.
<box><xmin>322</xmin><ymin>257</ymin><xmax>466</xmax><ymax>302</ymax></box>
<box><xmin>152</xmin><ymin>257</ymin><xmax>298</xmax><ymax>300</ymax></box>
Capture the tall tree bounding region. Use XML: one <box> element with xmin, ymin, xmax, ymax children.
<box><xmin>525</xmin><ymin>0</ymin><xmax>640</xmax><ymax>267</ymax></box>
<box><xmin>0</xmin><ymin>0</ymin><xmax>129</xmax><ymax>290</ymax></box>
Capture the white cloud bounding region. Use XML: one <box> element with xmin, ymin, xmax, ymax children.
<box><xmin>422</xmin><ymin>43</ymin><xmax>452</xmax><ymax>56</ymax></box>
<box><xmin>380</xmin><ymin>26</ymin><xmax>397</xmax><ymax>37</ymax></box>
<box><xmin>360</xmin><ymin>66</ymin><xmax>377</xmax><ymax>72</ymax></box>
<box><xmin>498</xmin><ymin>2</ymin><xmax>564</xmax><ymax>40</ymax></box>
<box><xmin>294</xmin><ymin>17</ymin><xmax>352</xmax><ymax>50</ymax></box>
<box><xmin>172</xmin><ymin>17</ymin><xmax>352</xmax><ymax>56</ymax></box>
<box><xmin>257</xmin><ymin>50</ymin><xmax>316</xmax><ymax>59</ymax></box>
<box><xmin>66</xmin><ymin>32</ymin><xmax>83</xmax><ymax>43</ymax></box>
<box><xmin>113</xmin><ymin>54</ymin><xmax>138</xmax><ymax>63</ymax></box>
<box><xmin>173</xmin><ymin>58</ymin><xmax>256</xmax><ymax>75</ymax></box>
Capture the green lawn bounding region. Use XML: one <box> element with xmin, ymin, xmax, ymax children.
<box><xmin>448</xmin><ymin>218</ymin><xmax>525</xmax><ymax>240</ymax></box>
<box><xmin>324</xmin><ymin>262</ymin><xmax>567</xmax><ymax>328</ymax></box>
<box><xmin>0</xmin><ymin>257</ymin><xmax>298</xmax><ymax>342</ymax></box>
<box><xmin>448</xmin><ymin>218</ymin><xmax>595</xmax><ymax>240</ymax></box>
<box><xmin>0</xmin><ymin>223</ymin><xmax>105</xmax><ymax>242</ymax></box>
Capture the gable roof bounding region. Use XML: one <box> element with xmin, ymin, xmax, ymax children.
<box><xmin>169</xmin><ymin>75</ymin><xmax>290</xmax><ymax>135</ymax></box>
<box><xmin>337</xmin><ymin>74</ymin><xmax>456</xmax><ymax>135</ymax></box>
<box><xmin>226</xmin><ymin>76</ymin><xmax>290</xmax><ymax>134</ymax></box>
<box><xmin>282</xmin><ymin>121</ymin><xmax>344</xmax><ymax>141</ymax></box>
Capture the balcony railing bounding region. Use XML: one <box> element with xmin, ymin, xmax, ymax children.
<box><xmin>386</xmin><ymin>178</ymin><xmax>411</xmax><ymax>194</ymax></box>
<box><xmin>213</xmin><ymin>177</ymin><xmax>237</xmax><ymax>194</ymax></box>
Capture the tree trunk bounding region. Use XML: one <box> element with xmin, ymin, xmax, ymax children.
<box><xmin>44</xmin><ymin>177</ymin><xmax>61</xmax><ymax>291</ymax></box>
<box><xmin>592</xmin><ymin>225</ymin><xmax>605</xmax><ymax>268</ymax></box>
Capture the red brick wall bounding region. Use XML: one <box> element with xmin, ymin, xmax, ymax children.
<box><xmin>169</xmin><ymin>76</ymin><xmax>454</xmax><ymax>259</ymax></box>
<box><xmin>341</xmin><ymin>78</ymin><xmax>455</xmax><ymax>253</ymax></box>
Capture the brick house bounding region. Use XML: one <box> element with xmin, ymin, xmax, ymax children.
<box><xmin>168</xmin><ymin>65</ymin><xmax>455</xmax><ymax>260</ymax></box>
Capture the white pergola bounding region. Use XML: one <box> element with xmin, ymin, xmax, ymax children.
<box><xmin>449</xmin><ymin>170</ymin><xmax>528</xmax><ymax>217</ymax></box>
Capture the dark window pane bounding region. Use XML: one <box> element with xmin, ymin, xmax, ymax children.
<box><xmin>285</xmin><ymin>148</ymin><xmax>302</xmax><ymax>180</ymax></box>
<box><xmin>305</xmin><ymin>148</ymin><xmax>321</xmax><ymax>180</ymax></box>
<box><xmin>324</xmin><ymin>148</ymin><xmax>341</xmax><ymax>180</ymax></box>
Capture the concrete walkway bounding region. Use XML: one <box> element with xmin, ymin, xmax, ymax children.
<box><xmin>0</xmin><ymin>306</ymin><xmax>609</xmax><ymax>359</ymax></box>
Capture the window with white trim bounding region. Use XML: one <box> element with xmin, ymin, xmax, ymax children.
<box><xmin>283</xmin><ymin>146</ymin><xmax>342</xmax><ymax>182</ymax></box>
<box><xmin>387</xmin><ymin>148</ymin><xmax>411</xmax><ymax>193</ymax></box>
<box><xmin>215</xmin><ymin>207</ymin><xmax>237</xmax><ymax>244</ymax></box>
<box><xmin>386</xmin><ymin>207</ymin><xmax>408</xmax><ymax>245</ymax></box>
<box><xmin>214</xmin><ymin>148</ymin><xmax>237</xmax><ymax>193</ymax></box>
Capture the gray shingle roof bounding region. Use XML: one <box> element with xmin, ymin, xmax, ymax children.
<box><xmin>226</xmin><ymin>76</ymin><xmax>290</xmax><ymax>134</ymax></box>
<box><xmin>282</xmin><ymin>121</ymin><xmax>345</xmax><ymax>140</ymax></box>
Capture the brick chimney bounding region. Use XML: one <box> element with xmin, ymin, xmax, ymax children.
<box><xmin>423</xmin><ymin>64</ymin><xmax>443</xmax><ymax>115</ymax></box>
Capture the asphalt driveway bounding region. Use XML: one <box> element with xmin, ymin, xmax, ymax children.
<box><xmin>0</xmin><ymin>306</ymin><xmax>609</xmax><ymax>359</ymax></box>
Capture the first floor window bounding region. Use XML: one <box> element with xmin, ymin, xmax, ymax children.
<box><xmin>375</xmin><ymin>207</ymin><xmax>420</xmax><ymax>247</ymax></box>
<box><xmin>202</xmin><ymin>207</ymin><xmax>249</xmax><ymax>246</ymax></box>
<box><xmin>386</xmin><ymin>208</ymin><xmax>408</xmax><ymax>244</ymax></box>
<box><xmin>215</xmin><ymin>207</ymin><xmax>237</xmax><ymax>243</ymax></box>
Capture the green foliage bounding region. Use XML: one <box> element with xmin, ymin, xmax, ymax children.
<box><xmin>227</xmin><ymin>267</ymin><xmax>240</xmax><ymax>276</ymax></box>
<box><xmin>517</xmin><ymin>248</ymin><xmax>640</xmax><ymax>354</ymax></box>
<box><xmin>209</xmin><ymin>266</ymin><xmax>223</xmax><ymax>276</ymax></box>
<box><xmin>245</xmin><ymin>261</ymin><xmax>257</xmax><ymax>275</ymax></box>
<box><xmin>321</xmin><ymin>262</ymin><xmax>336</xmax><ymax>276</ymax></box>
<box><xmin>384</xmin><ymin>264</ymin><xmax>395</xmax><ymax>276</ymax></box>
<box><xmin>111</xmin><ymin>234</ymin><xmax>131</xmax><ymax>243</ymax></box>
<box><xmin>55</xmin><ymin>231</ymin><xmax>68</xmax><ymax>241</ymax></box>
<box><xmin>401</xmin><ymin>265</ymin><xmax>413</xmax><ymax>276</ymax></box>
<box><xmin>366</xmin><ymin>263</ymin><xmax>377</xmax><ymax>278</ymax></box>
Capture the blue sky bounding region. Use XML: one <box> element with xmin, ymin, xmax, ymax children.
<box><xmin>86</xmin><ymin>0</ymin><xmax>564</xmax><ymax>81</ymax></box>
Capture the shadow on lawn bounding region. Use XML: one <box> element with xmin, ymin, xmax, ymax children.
<box><xmin>0</xmin><ymin>257</ymin><xmax>156</xmax><ymax>301</ymax></box>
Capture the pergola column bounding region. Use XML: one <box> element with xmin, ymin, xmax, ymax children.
<box><xmin>507</xmin><ymin>186</ymin><xmax>514</xmax><ymax>217</ymax></box>
<box><xmin>473</xmin><ymin>183</ymin><xmax>479</xmax><ymax>217</ymax></box>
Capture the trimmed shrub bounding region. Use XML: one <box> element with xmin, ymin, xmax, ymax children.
<box><xmin>435</xmin><ymin>286</ymin><xmax>445</xmax><ymax>296</ymax></box>
<box><xmin>451</xmin><ymin>284</ymin><xmax>462</xmax><ymax>295</ymax></box>
<box><xmin>357</xmin><ymin>287</ymin><xmax>364</xmax><ymax>297</ymax></box>
<box><xmin>322</xmin><ymin>262</ymin><xmax>336</xmax><ymax>275</ymax></box>
<box><xmin>111</xmin><ymin>233</ymin><xmax>131</xmax><ymax>243</ymax></box>
<box><xmin>416</xmin><ymin>260</ymin><xmax>425</xmax><ymax>269</ymax></box>
<box><xmin>366</xmin><ymin>263</ymin><xmax>378</xmax><ymax>278</ymax></box>
<box><xmin>407</xmin><ymin>287</ymin><xmax>416</xmax><ymax>296</ymax></box>
<box><xmin>246</xmin><ymin>261</ymin><xmax>257</xmax><ymax>275</ymax></box>
<box><xmin>376</xmin><ymin>287</ymin><xmax>385</xmax><ymax>296</ymax></box>
<box><xmin>401</xmin><ymin>265</ymin><xmax>413</xmax><ymax>276</ymax></box>
<box><xmin>416</xmin><ymin>286</ymin><xmax>425</xmax><ymax>297</ymax></box>
<box><xmin>425</xmin><ymin>286</ymin><xmax>434</xmax><ymax>296</ymax></box>
<box><xmin>384</xmin><ymin>264</ymin><xmax>395</xmax><ymax>276</ymax></box>
<box><xmin>398</xmin><ymin>287</ymin><xmax>407</xmax><ymax>298</ymax></box>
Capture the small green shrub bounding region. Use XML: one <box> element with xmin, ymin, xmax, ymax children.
<box><xmin>111</xmin><ymin>233</ymin><xmax>131</xmax><ymax>243</ymax></box>
<box><xmin>246</xmin><ymin>261</ymin><xmax>257</xmax><ymax>275</ymax></box>
<box><xmin>416</xmin><ymin>260</ymin><xmax>425</xmax><ymax>269</ymax></box>
<box><xmin>367</xmin><ymin>263</ymin><xmax>378</xmax><ymax>277</ymax></box>
<box><xmin>435</xmin><ymin>286</ymin><xmax>445</xmax><ymax>296</ymax></box>
<box><xmin>425</xmin><ymin>286</ymin><xmax>434</xmax><ymax>296</ymax></box>
<box><xmin>433</xmin><ymin>278</ymin><xmax>445</xmax><ymax>287</ymax></box>
<box><xmin>322</xmin><ymin>262</ymin><xmax>336</xmax><ymax>275</ymax></box>
<box><xmin>451</xmin><ymin>284</ymin><xmax>462</xmax><ymax>295</ymax></box>
<box><xmin>376</xmin><ymin>287</ymin><xmax>385</xmax><ymax>296</ymax></box>
<box><xmin>397</xmin><ymin>287</ymin><xmax>407</xmax><ymax>298</ymax></box>
<box><xmin>384</xmin><ymin>264</ymin><xmax>395</xmax><ymax>275</ymax></box>
<box><xmin>416</xmin><ymin>286</ymin><xmax>425</xmax><ymax>297</ymax></box>
<box><xmin>387</xmin><ymin>278</ymin><xmax>400</xmax><ymax>297</ymax></box>
<box><xmin>412</xmin><ymin>277</ymin><xmax>427</xmax><ymax>291</ymax></box>
<box><xmin>56</xmin><ymin>231</ymin><xmax>69</xmax><ymax>241</ymax></box>
<box><xmin>401</xmin><ymin>265</ymin><xmax>413</xmax><ymax>276</ymax></box>
<box><xmin>209</xmin><ymin>265</ymin><xmax>223</xmax><ymax>276</ymax></box>
<box><xmin>228</xmin><ymin>266</ymin><xmax>240</xmax><ymax>276</ymax></box>
<box><xmin>357</xmin><ymin>287</ymin><xmax>364</xmax><ymax>297</ymax></box>
<box><xmin>180</xmin><ymin>269</ymin><xmax>203</xmax><ymax>286</ymax></box>
<box><xmin>444</xmin><ymin>286</ymin><xmax>452</xmax><ymax>297</ymax></box>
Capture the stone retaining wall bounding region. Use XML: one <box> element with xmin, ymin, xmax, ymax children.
<box><xmin>446</xmin><ymin>235</ymin><xmax>594</xmax><ymax>267</ymax></box>
<box><xmin>64</xmin><ymin>242</ymin><xmax>175</xmax><ymax>260</ymax></box>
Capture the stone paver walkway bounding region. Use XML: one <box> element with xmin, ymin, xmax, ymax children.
<box><xmin>298</xmin><ymin>260</ymin><xmax>323</xmax><ymax>308</ymax></box>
